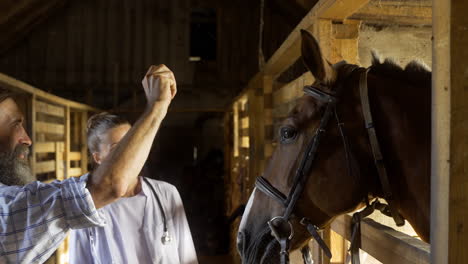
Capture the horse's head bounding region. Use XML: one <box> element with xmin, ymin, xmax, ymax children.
<box><xmin>238</xmin><ymin>30</ymin><xmax>377</xmax><ymax>263</ymax></box>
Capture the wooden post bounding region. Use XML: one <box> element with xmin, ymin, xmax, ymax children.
<box><xmin>55</xmin><ymin>142</ymin><xmax>64</xmax><ymax>181</ymax></box>
<box><xmin>65</xmin><ymin>106</ymin><xmax>70</xmax><ymax>178</ymax></box>
<box><xmin>233</xmin><ymin>103</ymin><xmax>239</xmax><ymax>158</ymax></box>
<box><xmin>431</xmin><ymin>0</ymin><xmax>468</xmax><ymax>263</ymax></box>
<box><xmin>80</xmin><ymin>111</ymin><xmax>88</xmax><ymax>174</ymax></box>
<box><xmin>30</xmin><ymin>95</ymin><xmax>36</xmax><ymax>176</ymax></box>
<box><xmin>263</xmin><ymin>75</ymin><xmax>273</xmax><ymax>166</ymax></box>
<box><xmin>321</xmin><ymin>228</ymin><xmax>331</xmax><ymax>264</ymax></box>
<box><xmin>248</xmin><ymin>75</ymin><xmax>265</xmax><ymax>191</ymax></box>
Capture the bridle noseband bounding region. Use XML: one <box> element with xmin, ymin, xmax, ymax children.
<box><xmin>254</xmin><ymin>63</ymin><xmax>404</xmax><ymax>264</ymax></box>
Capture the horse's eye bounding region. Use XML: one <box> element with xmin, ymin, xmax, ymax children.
<box><xmin>280</xmin><ymin>126</ymin><xmax>297</xmax><ymax>143</ymax></box>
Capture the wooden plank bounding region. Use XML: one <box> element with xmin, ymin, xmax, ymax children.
<box><xmin>55</xmin><ymin>142</ymin><xmax>64</xmax><ymax>180</ymax></box>
<box><xmin>35</xmin><ymin>142</ymin><xmax>55</xmax><ymax>153</ymax></box>
<box><xmin>36</xmin><ymin>121</ymin><xmax>64</xmax><ymax>135</ymax></box>
<box><xmin>0</xmin><ymin>73</ymin><xmax>100</xmax><ymax>112</ymax></box>
<box><xmin>241</xmin><ymin>117</ymin><xmax>249</xmax><ymax>129</ymax></box>
<box><xmin>264</xmin><ymin>0</ymin><xmax>371</xmax><ymax>77</ymax></box>
<box><xmin>69</xmin><ymin>152</ymin><xmax>81</xmax><ymax>161</ymax></box>
<box><xmin>241</xmin><ymin>136</ymin><xmax>249</xmax><ymax>148</ymax></box>
<box><xmin>233</xmin><ymin>103</ymin><xmax>239</xmax><ymax>157</ymax></box>
<box><xmin>331</xmin><ymin>215</ymin><xmax>430</xmax><ymax>264</ymax></box>
<box><xmin>36</xmin><ymin>160</ymin><xmax>56</xmax><ymax>174</ymax></box>
<box><xmin>330</xmin><ymin>230</ymin><xmax>345</xmax><ymax>264</ymax></box>
<box><xmin>36</xmin><ymin>100</ymin><xmax>65</xmax><ymax>117</ymax></box>
<box><xmin>248</xmin><ymin>87</ymin><xmax>264</xmax><ymax>182</ymax></box>
<box><xmin>320</xmin><ymin>0</ymin><xmax>370</xmax><ymax>20</ymax></box>
<box><xmin>322</xmin><ymin>227</ymin><xmax>331</xmax><ymax>264</ymax></box>
<box><xmin>353</xmin><ymin>2</ymin><xmax>432</xmax><ymax>26</ymax></box>
<box><xmin>273</xmin><ymin>72</ymin><xmax>314</xmax><ymax>106</ymax></box>
<box><xmin>68</xmin><ymin>168</ymin><xmax>82</xmax><ymax>177</ymax></box>
<box><xmin>431</xmin><ymin>0</ymin><xmax>468</xmax><ymax>263</ymax></box>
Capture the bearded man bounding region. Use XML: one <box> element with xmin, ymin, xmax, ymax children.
<box><xmin>0</xmin><ymin>64</ymin><xmax>177</xmax><ymax>263</ymax></box>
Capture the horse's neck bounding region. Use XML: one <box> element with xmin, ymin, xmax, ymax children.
<box><xmin>367</xmin><ymin>72</ymin><xmax>431</xmax><ymax>240</ymax></box>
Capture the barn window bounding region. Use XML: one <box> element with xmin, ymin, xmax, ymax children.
<box><xmin>190</xmin><ymin>8</ymin><xmax>217</xmax><ymax>61</ymax></box>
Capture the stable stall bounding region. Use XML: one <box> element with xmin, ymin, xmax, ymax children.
<box><xmin>225</xmin><ymin>0</ymin><xmax>467</xmax><ymax>263</ymax></box>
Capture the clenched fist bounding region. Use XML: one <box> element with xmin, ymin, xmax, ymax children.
<box><xmin>141</xmin><ymin>64</ymin><xmax>177</xmax><ymax>105</ymax></box>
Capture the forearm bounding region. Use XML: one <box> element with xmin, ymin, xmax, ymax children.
<box><xmin>89</xmin><ymin>101</ymin><xmax>169</xmax><ymax>208</ymax></box>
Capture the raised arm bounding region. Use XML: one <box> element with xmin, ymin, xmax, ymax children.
<box><xmin>88</xmin><ymin>64</ymin><xmax>176</xmax><ymax>208</ymax></box>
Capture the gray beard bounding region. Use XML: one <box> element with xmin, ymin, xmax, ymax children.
<box><xmin>0</xmin><ymin>145</ymin><xmax>35</xmax><ymax>186</ymax></box>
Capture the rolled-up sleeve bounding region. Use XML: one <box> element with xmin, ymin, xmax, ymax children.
<box><xmin>0</xmin><ymin>175</ymin><xmax>105</xmax><ymax>264</ymax></box>
<box><xmin>59</xmin><ymin>175</ymin><xmax>105</xmax><ymax>229</ymax></box>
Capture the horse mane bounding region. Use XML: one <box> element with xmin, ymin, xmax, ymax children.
<box><xmin>370</xmin><ymin>51</ymin><xmax>431</xmax><ymax>88</ymax></box>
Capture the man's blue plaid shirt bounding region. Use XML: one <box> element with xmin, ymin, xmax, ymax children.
<box><xmin>0</xmin><ymin>175</ymin><xmax>105</xmax><ymax>263</ymax></box>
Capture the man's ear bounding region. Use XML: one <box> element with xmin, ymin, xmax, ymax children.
<box><xmin>92</xmin><ymin>152</ymin><xmax>102</xmax><ymax>165</ymax></box>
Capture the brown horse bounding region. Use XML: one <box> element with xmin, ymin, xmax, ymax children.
<box><xmin>237</xmin><ymin>30</ymin><xmax>430</xmax><ymax>263</ymax></box>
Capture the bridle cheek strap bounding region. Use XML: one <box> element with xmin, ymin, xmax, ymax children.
<box><xmin>256</xmin><ymin>176</ymin><xmax>288</xmax><ymax>206</ymax></box>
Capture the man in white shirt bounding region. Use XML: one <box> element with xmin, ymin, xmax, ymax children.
<box><xmin>69</xmin><ymin>111</ymin><xmax>198</xmax><ymax>264</ymax></box>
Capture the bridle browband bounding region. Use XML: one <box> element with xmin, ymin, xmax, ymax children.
<box><xmin>254</xmin><ymin>63</ymin><xmax>404</xmax><ymax>264</ymax></box>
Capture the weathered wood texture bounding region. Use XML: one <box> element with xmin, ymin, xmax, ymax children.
<box><xmin>331</xmin><ymin>215</ymin><xmax>430</xmax><ymax>264</ymax></box>
<box><xmin>431</xmin><ymin>0</ymin><xmax>468</xmax><ymax>263</ymax></box>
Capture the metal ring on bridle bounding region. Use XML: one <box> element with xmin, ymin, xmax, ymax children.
<box><xmin>268</xmin><ymin>216</ymin><xmax>294</xmax><ymax>241</ymax></box>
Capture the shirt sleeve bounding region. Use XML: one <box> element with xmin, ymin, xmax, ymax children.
<box><xmin>167</xmin><ymin>185</ymin><xmax>199</xmax><ymax>264</ymax></box>
<box><xmin>0</xmin><ymin>175</ymin><xmax>105</xmax><ymax>263</ymax></box>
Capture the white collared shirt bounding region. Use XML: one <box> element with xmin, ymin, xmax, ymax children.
<box><xmin>69</xmin><ymin>177</ymin><xmax>198</xmax><ymax>264</ymax></box>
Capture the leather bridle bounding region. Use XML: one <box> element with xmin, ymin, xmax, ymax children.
<box><xmin>254</xmin><ymin>63</ymin><xmax>405</xmax><ymax>264</ymax></box>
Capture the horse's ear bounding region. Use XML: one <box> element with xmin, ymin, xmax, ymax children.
<box><xmin>300</xmin><ymin>29</ymin><xmax>336</xmax><ymax>85</ymax></box>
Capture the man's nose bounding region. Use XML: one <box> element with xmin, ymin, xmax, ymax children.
<box><xmin>19</xmin><ymin>126</ymin><xmax>32</xmax><ymax>146</ymax></box>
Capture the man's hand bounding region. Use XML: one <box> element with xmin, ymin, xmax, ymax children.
<box><xmin>141</xmin><ymin>64</ymin><xmax>177</xmax><ymax>105</ymax></box>
<box><xmin>89</xmin><ymin>65</ymin><xmax>177</xmax><ymax>208</ymax></box>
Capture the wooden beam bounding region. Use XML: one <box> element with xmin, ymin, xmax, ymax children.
<box><xmin>80</xmin><ymin>112</ymin><xmax>88</xmax><ymax>174</ymax></box>
<box><xmin>68</xmin><ymin>168</ymin><xmax>82</xmax><ymax>178</ymax></box>
<box><xmin>36</xmin><ymin>100</ymin><xmax>65</xmax><ymax>118</ymax></box>
<box><xmin>30</xmin><ymin>95</ymin><xmax>37</xmax><ymax>175</ymax></box>
<box><xmin>55</xmin><ymin>142</ymin><xmax>64</xmax><ymax>180</ymax></box>
<box><xmin>65</xmin><ymin>106</ymin><xmax>70</xmax><ymax>179</ymax></box>
<box><xmin>431</xmin><ymin>0</ymin><xmax>468</xmax><ymax>263</ymax></box>
<box><xmin>36</xmin><ymin>160</ymin><xmax>56</xmax><ymax>174</ymax></box>
<box><xmin>331</xmin><ymin>215</ymin><xmax>430</xmax><ymax>264</ymax></box>
<box><xmin>241</xmin><ymin>117</ymin><xmax>249</xmax><ymax>129</ymax></box>
<box><xmin>233</xmin><ymin>103</ymin><xmax>239</xmax><ymax>157</ymax></box>
<box><xmin>319</xmin><ymin>0</ymin><xmax>370</xmax><ymax>20</ymax></box>
<box><xmin>36</xmin><ymin>122</ymin><xmax>64</xmax><ymax>135</ymax></box>
<box><xmin>264</xmin><ymin>0</ymin><xmax>371</xmax><ymax>77</ymax></box>
<box><xmin>35</xmin><ymin>142</ymin><xmax>56</xmax><ymax>153</ymax></box>
<box><xmin>273</xmin><ymin>72</ymin><xmax>314</xmax><ymax>106</ymax></box>
<box><xmin>353</xmin><ymin>2</ymin><xmax>432</xmax><ymax>26</ymax></box>
<box><xmin>0</xmin><ymin>73</ymin><xmax>100</xmax><ymax>112</ymax></box>
<box><xmin>69</xmin><ymin>152</ymin><xmax>81</xmax><ymax>161</ymax></box>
